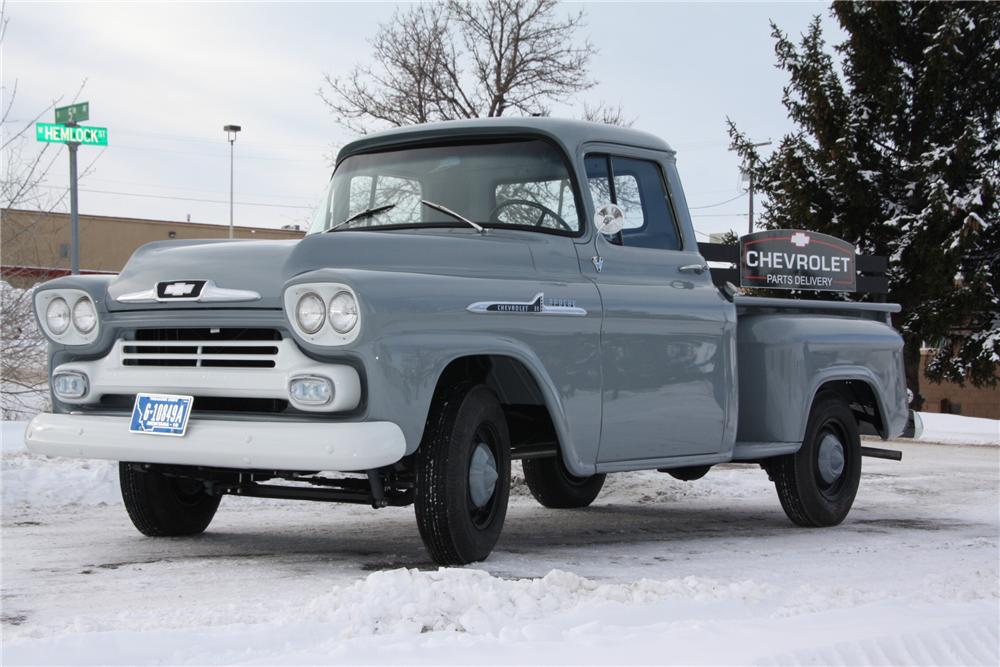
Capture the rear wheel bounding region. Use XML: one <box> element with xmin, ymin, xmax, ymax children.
<box><xmin>523</xmin><ymin>456</ymin><xmax>605</xmax><ymax>508</ymax></box>
<box><xmin>119</xmin><ymin>463</ymin><xmax>221</xmax><ymax>536</ymax></box>
<box><xmin>767</xmin><ymin>392</ymin><xmax>861</xmax><ymax>527</ymax></box>
<box><xmin>415</xmin><ymin>383</ymin><xmax>511</xmax><ymax>565</ymax></box>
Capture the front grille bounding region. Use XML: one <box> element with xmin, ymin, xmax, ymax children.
<box><xmin>121</xmin><ymin>328</ymin><xmax>282</xmax><ymax>368</ymax></box>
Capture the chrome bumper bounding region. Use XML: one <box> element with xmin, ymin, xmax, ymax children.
<box><xmin>25</xmin><ymin>413</ymin><xmax>406</xmax><ymax>471</ymax></box>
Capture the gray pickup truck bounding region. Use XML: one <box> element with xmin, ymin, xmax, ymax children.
<box><xmin>26</xmin><ymin>118</ymin><xmax>909</xmax><ymax>565</ymax></box>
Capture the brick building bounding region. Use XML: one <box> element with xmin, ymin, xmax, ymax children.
<box><xmin>1</xmin><ymin>208</ymin><xmax>304</xmax><ymax>287</ymax></box>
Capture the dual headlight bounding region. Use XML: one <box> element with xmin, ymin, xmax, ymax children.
<box><xmin>35</xmin><ymin>289</ymin><xmax>100</xmax><ymax>345</ymax></box>
<box><xmin>295</xmin><ymin>291</ymin><xmax>358</xmax><ymax>334</ymax></box>
<box><xmin>284</xmin><ymin>283</ymin><xmax>361</xmax><ymax>345</ymax></box>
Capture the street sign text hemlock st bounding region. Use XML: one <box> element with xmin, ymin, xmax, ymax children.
<box><xmin>35</xmin><ymin>123</ymin><xmax>108</xmax><ymax>146</ymax></box>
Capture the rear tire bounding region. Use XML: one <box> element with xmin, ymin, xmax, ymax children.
<box><xmin>415</xmin><ymin>383</ymin><xmax>511</xmax><ymax>565</ymax></box>
<box><xmin>119</xmin><ymin>463</ymin><xmax>221</xmax><ymax>536</ymax></box>
<box><xmin>767</xmin><ymin>392</ymin><xmax>861</xmax><ymax>527</ymax></box>
<box><xmin>523</xmin><ymin>456</ymin><xmax>605</xmax><ymax>508</ymax></box>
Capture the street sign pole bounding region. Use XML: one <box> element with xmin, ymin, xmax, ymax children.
<box><xmin>68</xmin><ymin>140</ymin><xmax>80</xmax><ymax>274</ymax></box>
<box><xmin>38</xmin><ymin>104</ymin><xmax>106</xmax><ymax>275</ymax></box>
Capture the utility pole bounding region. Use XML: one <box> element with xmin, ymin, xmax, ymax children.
<box><xmin>224</xmin><ymin>125</ymin><xmax>241</xmax><ymax>239</ymax></box>
<box><xmin>744</xmin><ymin>140</ymin><xmax>771</xmax><ymax>234</ymax></box>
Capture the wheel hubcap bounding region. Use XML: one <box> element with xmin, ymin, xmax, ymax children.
<box><xmin>817</xmin><ymin>432</ymin><xmax>845</xmax><ymax>485</ymax></box>
<box><xmin>469</xmin><ymin>442</ymin><xmax>498</xmax><ymax>508</ymax></box>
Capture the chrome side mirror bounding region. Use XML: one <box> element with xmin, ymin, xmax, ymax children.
<box><xmin>594</xmin><ymin>203</ymin><xmax>625</xmax><ymax>237</ymax></box>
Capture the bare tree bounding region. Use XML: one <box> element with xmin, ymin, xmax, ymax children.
<box><xmin>582</xmin><ymin>101</ymin><xmax>635</xmax><ymax>128</ymax></box>
<box><xmin>0</xmin><ymin>2</ymin><xmax>97</xmax><ymax>418</ymax></box>
<box><xmin>320</xmin><ymin>0</ymin><xmax>597</xmax><ymax>133</ymax></box>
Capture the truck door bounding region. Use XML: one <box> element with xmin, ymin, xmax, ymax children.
<box><xmin>583</xmin><ymin>152</ymin><xmax>735</xmax><ymax>464</ymax></box>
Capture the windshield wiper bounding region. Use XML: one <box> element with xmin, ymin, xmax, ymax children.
<box><xmin>326</xmin><ymin>203</ymin><xmax>396</xmax><ymax>233</ymax></box>
<box><xmin>421</xmin><ymin>200</ymin><xmax>485</xmax><ymax>234</ymax></box>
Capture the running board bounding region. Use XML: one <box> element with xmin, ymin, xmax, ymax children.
<box><xmin>861</xmin><ymin>446</ymin><xmax>902</xmax><ymax>461</ymax></box>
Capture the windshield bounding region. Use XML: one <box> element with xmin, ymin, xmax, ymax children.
<box><xmin>307</xmin><ymin>139</ymin><xmax>582</xmax><ymax>235</ymax></box>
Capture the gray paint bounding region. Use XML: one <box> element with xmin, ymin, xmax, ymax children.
<box><xmin>35</xmin><ymin>118</ymin><xmax>908</xmax><ymax>476</ymax></box>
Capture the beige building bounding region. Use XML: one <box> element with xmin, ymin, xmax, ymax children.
<box><xmin>919</xmin><ymin>349</ymin><xmax>1000</xmax><ymax>420</ymax></box>
<box><xmin>1</xmin><ymin>208</ymin><xmax>304</xmax><ymax>287</ymax></box>
<box><xmin>4</xmin><ymin>208</ymin><xmax>997</xmax><ymax>420</ymax></box>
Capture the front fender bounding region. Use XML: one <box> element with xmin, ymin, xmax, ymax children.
<box><xmin>362</xmin><ymin>332</ymin><xmax>600</xmax><ymax>476</ymax></box>
<box><xmin>284</xmin><ymin>267</ymin><xmax>603</xmax><ymax>476</ymax></box>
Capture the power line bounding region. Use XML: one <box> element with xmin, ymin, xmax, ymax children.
<box><xmin>113</xmin><ymin>127</ymin><xmax>328</xmax><ymax>152</ymax></box>
<box><xmin>83</xmin><ymin>176</ymin><xmax>316</xmax><ymax>201</ymax></box>
<box><xmin>109</xmin><ymin>142</ymin><xmax>322</xmax><ymax>163</ymax></box>
<box><xmin>35</xmin><ymin>184</ymin><xmax>313</xmax><ymax>210</ymax></box>
<box><xmin>689</xmin><ymin>192</ymin><xmax>746</xmax><ymax>210</ymax></box>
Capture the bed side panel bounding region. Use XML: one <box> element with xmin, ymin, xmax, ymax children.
<box><xmin>736</xmin><ymin>313</ymin><xmax>907</xmax><ymax>446</ymax></box>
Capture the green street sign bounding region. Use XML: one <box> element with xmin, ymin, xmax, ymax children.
<box><xmin>36</xmin><ymin>123</ymin><xmax>108</xmax><ymax>146</ymax></box>
<box><xmin>55</xmin><ymin>102</ymin><xmax>89</xmax><ymax>124</ymax></box>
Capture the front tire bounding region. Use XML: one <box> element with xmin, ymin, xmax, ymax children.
<box><xmin>415</xmin><ymin>383</ymin><xmax>511</xmax><ymax>565</ymax></box>
<box><xmin>767</xmin><ymin>392</ymin><xmax>861</xmax><ymax>527</ymax></box>
<box><xmin>523</xmin><ymin>456</ymin><xmax>605</xmax><ymax>508</ymax></box>
<box><xmin>119</xmin><ymin>463</ymin><xmax>221</xmax><ymax>536</ymax></box>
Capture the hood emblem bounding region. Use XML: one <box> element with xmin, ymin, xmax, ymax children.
<box><xmin>162</xmin><ymin>281</ymin><xmax>198</xmax><ymax>297</ymax></box>
<box><xmin>467</xmin><ymin>292</ymin><xmax>586</xmax><ymax>316</ymax></box>
<box><xmin>117</xmin><ymin>280</ymin><xmax>261</xmax><ymax>304</ymax></box>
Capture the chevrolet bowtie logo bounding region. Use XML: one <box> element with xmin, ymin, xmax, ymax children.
<box><xmin>163</xmin><ymin>282</ymin><xmax>197</xmax><ymax>296</ymax></box>
<box><xmin>790</xmin><ymin>232</ymin><xmax>811</xmax><ymax>247</ymax></box>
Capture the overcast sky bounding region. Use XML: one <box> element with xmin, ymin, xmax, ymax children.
<box><xmin>4</xmin><ymin>1</ymin><xmax>843</xmax><ymax>238</ymax></box>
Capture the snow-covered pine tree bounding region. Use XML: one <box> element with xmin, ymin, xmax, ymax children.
<box><xmin>729</xmin><ymin>2</ymin><xmax>999</xmax><ymax>404</ymax></box>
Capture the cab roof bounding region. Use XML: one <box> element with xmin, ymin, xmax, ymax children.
<box><xmin>336</xmin><ymin>117</ymin><xmax>674</xmax><ymax>164</ymax></box>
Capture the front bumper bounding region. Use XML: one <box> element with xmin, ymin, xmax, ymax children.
<box><xmin>24</xmin><ymin>413</ymin><xmax>406</xmax><ymax>471</ymax></box>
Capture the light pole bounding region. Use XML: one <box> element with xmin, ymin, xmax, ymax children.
<box><xmin>224</xmin><ymin>124</ymin><xmax>241</xmax><ymax>238</ymax></box>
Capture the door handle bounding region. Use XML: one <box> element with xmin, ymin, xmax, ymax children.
<box><xmin>678</xmin><ymin>263</ymin><xmax>709</xmax><ymax>274</ymax></box>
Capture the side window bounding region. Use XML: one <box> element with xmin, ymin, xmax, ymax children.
<box><xmin>347</xmin><ymin>175</ymin><xmax>422</xmax><ymax>226</ymax></box>
<box><xmin>584</xmin><ymin>154</ymin><xmax>681</xmax><ymax>251</ymax></box>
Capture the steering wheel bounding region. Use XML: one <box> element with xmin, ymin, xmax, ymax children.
<box><xmin>489</xmin><ymin>199</ymin><xmax>573</xmax><ymax>232</ymax></box>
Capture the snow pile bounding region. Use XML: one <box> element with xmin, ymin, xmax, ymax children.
<box><xmin>4</xmin><ymin>566</ymin><xmax>995</xmax><ymax>666</ymax></box>
<box><xmin>1</xmin><ymin>422</ymin><xmax>120</xmax><ymax>508</ymax></box>
<box><xmin>304</xmin><ymin>568</ymin><xmax>772</xmax><ymax>639</ymax></box>
<box><xmin>917</xmin><ymin>411</ymin><xmax>999</xmax><ymax>445</ymax></box>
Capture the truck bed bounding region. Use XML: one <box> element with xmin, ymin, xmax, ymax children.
<box><xmin>731</xmin><ymin>295</ymin><xmax>908</xmax><ymax>461</ymax></box>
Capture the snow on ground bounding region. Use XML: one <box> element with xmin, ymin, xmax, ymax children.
<box><xmin>2</xmin><ymin>419</ymin><xmax>998</xmax><ymax>665</ymax></box>
<box><xmin>916</xmin><ymin>411</ymin><xmax>1000</xmax><ymax>446</ymax></box>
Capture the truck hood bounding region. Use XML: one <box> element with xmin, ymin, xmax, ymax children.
<box><xmin>106</xmin><ymin>230</ymin><xmax>538</xmax><ymax>311</ymax></box>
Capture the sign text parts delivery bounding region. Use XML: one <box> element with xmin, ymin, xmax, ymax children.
<box><xmin>740</xmin><ymin>229</ymin><xmax>857</xmax><ymax>292</ymax></box>
<box><xmin>35</xmin><ymin>122</ymin><xmax>107</xmax><ymax>146</ymax></box>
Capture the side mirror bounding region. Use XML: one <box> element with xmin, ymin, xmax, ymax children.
<box><xmin>594</xmin><ymin>203</ymin><xmax>625</xmax><ymax>237</ymax></box>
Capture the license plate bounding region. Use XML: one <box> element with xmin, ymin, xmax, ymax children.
<box><xmin>129</xmin><ymin>393</ymin><xmax>194</xmax><ymax>437</ymax></box>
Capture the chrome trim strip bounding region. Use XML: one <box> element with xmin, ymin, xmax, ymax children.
<box><xmin>466</xmin><ymin>292</ymin><xmax>587</xmax><ymax>316</ymax></box>
<box><xmin>116</xmin><ymin>288</ymin><xmax>157</xmax><ymax>303</ymax></box>
<box><xmin>198</xmin><ymin>284</ymin><xmax>262</xmax><ymax>302</ymax></box>
<box><xmin>116</xmin><ymin>280</ymin><xmax>261</xmax><ymax>304</ymax></box>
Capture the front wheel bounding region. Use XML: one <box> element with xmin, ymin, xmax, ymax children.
<box><xmin>767</xmin><ymin>392</ymin><xmax>861</xmax><ymax>527</ymax></box>
<box><xmin>414</xmin><ymin>383</ymin><xmax>511</xmax><ymax>565</ymax></box>
<box><xmin>119</xmin><ymin>463</ymin><xmax>221</xmax><ymax>536</ymax></box>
